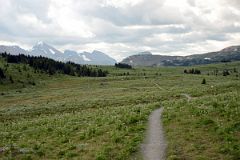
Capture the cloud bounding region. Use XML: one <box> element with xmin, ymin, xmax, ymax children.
<box><xmin>0</xmin><ymin>0</ymin><xmax>239</xmax><ymax>61</ymax></box>
<box><xmin>224</xmin><ymin>0</ymin><xmax>240</xmax><ymax>9</ymax></box>
<box><xmin>91</xmin><ymin>0</ymin><xmax>184</xmax><ymax>26</ymax></box>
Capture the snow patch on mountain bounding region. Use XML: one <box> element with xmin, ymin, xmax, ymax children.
<box><xmin>49</xmin><ymin>49</ymin><xmax>55</xmax><ymax>54</ymax></box>
<box><xmin>82</xmin><ymin>55</ymin><xmax>91</xmax><ymax>61</ymax></box>
<box><xmin>37</xmin><ymin>41</ymin><xmax>44</xmax><ymax>46</ymax></box>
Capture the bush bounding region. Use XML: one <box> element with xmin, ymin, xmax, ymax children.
<box><xmin>223</xmin><ymin>69</ymin><xmax>230</xmax><ymax>76</ymax></box>
<box><xmin>202</xmin><ymin>78</ymin><xmax>206</xmax><ymax>84</ymax></box>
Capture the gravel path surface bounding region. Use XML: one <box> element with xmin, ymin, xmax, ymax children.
<box><xmin>141</xmin><ymin>108</ymin><xmax>167</xmax><ymax>160</ymax></box>
<box><xmin>181</xmin><ymin>93</ymin><xmax>192</xmax><ymax>102</ymax></box>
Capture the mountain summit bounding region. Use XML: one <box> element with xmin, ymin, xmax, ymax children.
<box><xmin>30</xmin><ymin>41</ymin><xmax>63</xmax><ymax>60</ymax></box>
<box><xmin>83</xmin><ymin>50</ymin><xmax>117</xmax><ymax>65</ymax></box>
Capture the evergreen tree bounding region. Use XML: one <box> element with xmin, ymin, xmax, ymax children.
<box><xmin>9</xmin><ymin>76</ymin><xmax>14</xmax><ymax>83</ymax></box>
<box><xmin>0</xmin><ymin>67</ymin><xmax>6</xmax><ymax>79</ymax></box>
<box><xmin>202</xmin><ymin>78</ymin><xmax>206</xmax><ymax>84</ymax></box>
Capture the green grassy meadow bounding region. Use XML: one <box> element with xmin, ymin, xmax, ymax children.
<box><xmin>0</xmin><ymin>58</ymin><xmax>240</xmax><ymax>159</ymax></box>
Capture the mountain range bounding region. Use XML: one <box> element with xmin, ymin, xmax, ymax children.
<box><xmin>1</xmin><ymin>42</ymin><xmax>240</xmax><ymax>67</ymax></box>
<box><xmin>121</xmin><ymin>46</ymin><xmax>240</xmax><ymax>66</ymax></box>
<box><xmin>0</xmin><ymin>41</ymin><xmax>117</xmax><ymax>65</ymax></box>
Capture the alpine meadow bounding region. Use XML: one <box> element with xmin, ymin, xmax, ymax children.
<box><xmin>0</xmin><ymin>0</ymin><xmax>240</xmax><ymax>159</ymax></box>
<box><xmin>0</xmin><ymin>53</ymin><xmax>239</xmax><ymax>159</ymax></box>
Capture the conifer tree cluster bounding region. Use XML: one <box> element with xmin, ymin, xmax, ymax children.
<box><xmin>115</xmin><ymin>63</ymin><xmax>132</xmax><ymax>69</ymax></box>
<box><xmin>184</xmin><ymin>68</ymin><xmax>201</xmax><ymax>74</ymax></box>
<box><xmin>0</xmin><ymin>53</ymin><xmax>108</xmax><ymax>77</ymax></box>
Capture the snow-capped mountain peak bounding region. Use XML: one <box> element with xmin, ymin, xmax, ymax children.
<box><xmin>33</xmin><ymin>41</ymin><xmax>50</xmax><ymax>49</ymax></box>
<box><xmin>37</xmin><ymin>41</ymin><xmax>44</xmax><ymax>46</ymax></box>
<box><xmin>31</xmin><ymin>42</ymin><xmax>63</xmax><ymax>60</ymax></box>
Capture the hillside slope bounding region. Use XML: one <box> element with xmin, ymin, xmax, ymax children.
<box><xmin>0</xmin><ymin>53</ymin><xmax>109</xmax><ymax>91</ymax></box>
<box><xmin>121</xmin><ymin>46</ymin><xmax>240</xmax><ymax>66</ymax></box>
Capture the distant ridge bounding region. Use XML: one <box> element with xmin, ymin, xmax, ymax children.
<box><xmin>138</xmin><ymin>51</ymin><xmax>152</xmax><ymax>55</ymax></box>
<box><xmin>121</xmin><ymin>46</ymin><xmax>240</xmax><ymax>66</ymax></box>
<box><xmin>0</xmin><ymin>45</ymin><xmax>29</xmax><ymax>55</ymax></box>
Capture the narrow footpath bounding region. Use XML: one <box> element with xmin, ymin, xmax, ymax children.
<box><xmin>141</xmin><ymin>107</ymin><xmax>167</xmax><ymax>160</ymax></box>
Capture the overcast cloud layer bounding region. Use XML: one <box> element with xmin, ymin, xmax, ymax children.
<box><xmin>0</xmin><ymin>0</ymin><xmax>240</xmax><ymax>61</ymax></box>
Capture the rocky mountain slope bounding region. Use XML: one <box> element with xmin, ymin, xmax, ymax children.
<box><xmin>0</xmin><ymin>45</ymin><xmax>29</xmax><ymax>55</ymax></box>
<box><xmin>121</xmin><ymin>46</ymin><xmax>240</xmax><ymax>66</ymax></box>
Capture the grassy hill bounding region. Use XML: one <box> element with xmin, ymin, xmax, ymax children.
<box><xmin>0</xmin><ymin>53</ymin><xmax>109</xmax><ymax>91</ymax></box>
<box><xmin>0</xmin><ymin>59</ymin><xmax>239</xmax><ymax>159</ymax></box>
<box><xmin>0</xmin><ymin>56</ymin><xmax>50</xmax><ymax>91</ymax></box>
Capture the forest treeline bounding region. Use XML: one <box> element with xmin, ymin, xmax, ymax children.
<box><xmin>0</xmin><ymin>53</ymin><xmax>108</xmax><ymax>77</ymax></box>
<box><xmin>115</xmin><ymin>63</ymin><xmax>132</xmax><ymax>69</ymax></box>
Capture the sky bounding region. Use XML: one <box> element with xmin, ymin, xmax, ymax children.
<box><xmin>0</xmin><ymin>0</ymin><xmax>240</xmax><ymax>61</ymax></box>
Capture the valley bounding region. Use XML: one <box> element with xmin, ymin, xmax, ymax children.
<box><xmin>0</xmin><ymin>54</ymin><xmax>239</xmax><ymax>159</ymax></box>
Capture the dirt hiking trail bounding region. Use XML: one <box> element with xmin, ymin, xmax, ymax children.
<box><xmin>141</xmin><ymin>107</ymin><xmax>167</xmax><ymax>160</ymax></box>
